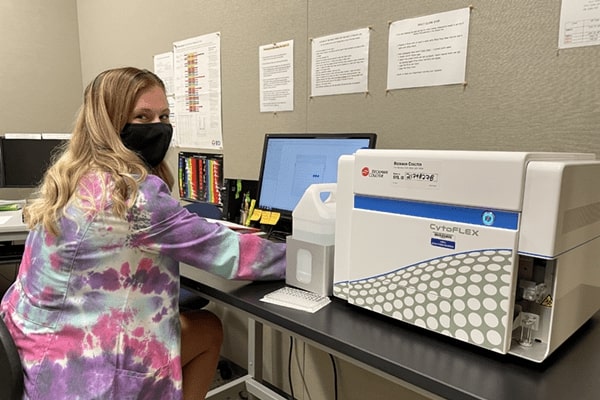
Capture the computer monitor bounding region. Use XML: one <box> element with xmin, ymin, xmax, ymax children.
<box><xmin>255</xmin><ymin>133</ymin><xmax>377</xmax><ymax>230</ymax></box>
<box><xmin>0</xmin><ymin>138</ymin><xmax>66</xmax><ymax>187</ymax></box>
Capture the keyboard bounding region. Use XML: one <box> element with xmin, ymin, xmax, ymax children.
<box><xmin>260</xmin><ymin>286</ymin><xmax>331</xmax><ymax>313</ymax></box>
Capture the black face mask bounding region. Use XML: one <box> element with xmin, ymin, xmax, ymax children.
<box><xmin>120</xmin><ymin>123</ymin><xmax>173</xmax><ymax>167</ymax></box>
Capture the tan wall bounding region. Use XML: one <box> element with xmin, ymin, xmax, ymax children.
<box><xmin>0</xmin><ymin>0</ymin><xmax>82</xmax><ymax>200</ymax></box>
<box><xmin>76</xmin><ymin>0</ymin><xmax>600</xmax><ymax>182</ymax></box>
<box><xmin>0</xmin><ymin>0</ymin><xmax>82</xmax><ymax>133</ymax></box>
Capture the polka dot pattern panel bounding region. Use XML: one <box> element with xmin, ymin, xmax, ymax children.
<box><xmin>339</xmin><ymin>250</ymin><xmax>515</xmax><ymax>352</ymax></box>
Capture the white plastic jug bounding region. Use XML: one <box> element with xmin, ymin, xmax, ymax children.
<box><xmin>292</xmin><ymin>183</ymin><xmax>336</xmax><ymax>246</ymax></box>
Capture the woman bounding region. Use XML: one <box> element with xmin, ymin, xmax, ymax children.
<box><xmin>0</xmin><ymin>67</ymin><xmax>286</xmax><ymax>399</ymax></box>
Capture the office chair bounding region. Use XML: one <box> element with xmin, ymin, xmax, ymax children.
<box><xmin>183</xmin><ymin>202</ymin><xmax>223</xmax><ymax>220</ymax></box>
<box><xmin>0</xmin><ymin>316</ymin><xmax>23</xmax><ymax>400</ymax></box>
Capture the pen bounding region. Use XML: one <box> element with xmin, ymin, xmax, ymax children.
<box><xmin>243</xmin><ymin>192</ymin><xmax>250</xmax><ymax>213</ymax></box>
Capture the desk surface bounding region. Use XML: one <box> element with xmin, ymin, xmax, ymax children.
<box><xmin>181</xmin><ymin>267</ymin><xmax>600</xmax><ymax>400</ymax></box>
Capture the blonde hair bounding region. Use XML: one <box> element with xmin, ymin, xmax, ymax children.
<box><xmin>24</xmin><ymin>67</ymin><xmax>174</xmax><ymax>236</ymax></box>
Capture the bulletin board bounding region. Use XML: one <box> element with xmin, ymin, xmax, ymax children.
<box><xmin>75</xmin><ymin>1</ymin><xmax>600</xmax><ymax>182</ymax></box>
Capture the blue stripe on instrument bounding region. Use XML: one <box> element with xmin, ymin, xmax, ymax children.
<box><xmin>354</xmin><ymin>195</ymin><xmax>519</xmax><ymax>229</ymax></box>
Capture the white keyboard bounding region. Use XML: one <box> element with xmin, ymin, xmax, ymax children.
<box><xmin>261</xmin><ymin>286</ymin><xmax>331</xmax><ymax>313</ymax></box>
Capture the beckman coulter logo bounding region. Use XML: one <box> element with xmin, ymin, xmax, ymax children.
<box><xmin>361</xmin><ymin>166</ymin><xmax>388</xmax><ymax>178</ymax></box>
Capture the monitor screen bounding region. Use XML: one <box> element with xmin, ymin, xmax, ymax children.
<box><xmin>256</xmin><ymin>133</ymin><xmax>377</xmax><ymax>223</ymax></box>
<box><xmin>0</xmin><ymin>138</ymin><xmax>66</xmax><ymax>187</ymax></box>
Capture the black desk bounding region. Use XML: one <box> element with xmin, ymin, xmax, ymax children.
<box><xmin>180</xmin><ymin>268</ymin><xmax>600</xmax><ymax>400</ymax></box>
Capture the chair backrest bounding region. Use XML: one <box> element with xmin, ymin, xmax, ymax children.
<box><xmin>184</xmin><ymin>202</ymin><xmax>223</xmax><ymax>220</ymax></box>
<box><xmin>0</xmin><ymin>316</ymin><xmax>24</xmax><ymax>400</ymax></box>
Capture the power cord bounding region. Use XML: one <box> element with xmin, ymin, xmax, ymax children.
<box><xmin>288</xmin><ymin>336</ymin><xmax>295</xmax><ymax>399</ymax></box>
<box><xmin>287</xmin><ymin>335</ymin><xmax>339</xmax><ymax>400</ymax></box>
<box><xmin>329</xmin><ymin>354</ymin><xmax>338</xmax><ymax>400</ymax></box>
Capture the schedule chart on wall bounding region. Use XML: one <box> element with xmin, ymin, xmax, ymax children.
<box><xmin>171</xmin><ymin>32</ymin><xmax>223</xmax><ymax>149</ymax></box>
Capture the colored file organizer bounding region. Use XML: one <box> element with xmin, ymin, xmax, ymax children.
<box><xmin>178</xmin><ymin>152</ymin><xmax>224</xmax><ymax>205</ymax></box>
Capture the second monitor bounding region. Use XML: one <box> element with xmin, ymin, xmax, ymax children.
<box><xmin>255</xmin><ymin>133</ymin><xmax>377</xmax><ymax>233</ymax></box>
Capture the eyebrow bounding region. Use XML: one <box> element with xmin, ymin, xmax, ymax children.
<box><xmin>133</xmin><ymin>107</ymin><xmax>170</xmax><ymax>114</ymax></box>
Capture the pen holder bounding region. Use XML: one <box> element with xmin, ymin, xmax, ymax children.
<box><xmin>285</xmin><ymin>236</ymin><xmax>334</xmax><ymax>296</ymax></box>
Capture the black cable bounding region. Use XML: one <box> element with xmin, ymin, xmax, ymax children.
<box><xmin>263</xmin><ymin>224</ymin><xmax>273</xmax><ymax>238</ymax></box>
<box><xmin>329</xmin><ymin>354</ymin><xmax>338</xmax><ymax>400</ymax></box>
<box><xmin>288</xmin><ymin>336</ymin><xmax>295</xmax><ymax>400</ymax></box>
<box><xmin>288</xmin><ymin>336</ymin><xmax>337</xmax><ymax>400</ymax></box>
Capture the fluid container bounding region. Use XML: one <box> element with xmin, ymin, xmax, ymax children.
<box><xmin>292</xmin><ymin>183</ymin><xmax>336</xmax><ymax>246</ymax></box>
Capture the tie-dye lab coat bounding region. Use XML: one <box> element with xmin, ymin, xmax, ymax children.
<box><xmin>0</xmin><ymin>173</ymin><xmax>286</xmax><ymax>399</ymax></box>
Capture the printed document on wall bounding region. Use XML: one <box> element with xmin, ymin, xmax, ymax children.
<box><xmin>173</xmin><ymin>32</ymin><xmax>223</xmax><ymax>149</ymax></box>
<box><xmin>387</xmin><ymin>8</ymin><xmax>470</xmax><ymax>90</ymax></box>
<box><xmin>260</xmin><ymin>40</ymin><xmax>294</xmax><ymax>112</ymax></box>
<box><xmin>311</xmin><ymin>28</ymin><xmax>370</xmax><ymax>97</ymax></box>
<box><xmin>153</xmin><ymin>52</ymin><xmax>175</xmax><ymax>96</ymax></box>
<box><xmin>558</xmin><ymin>0</ymin><xmax>600</xmax><ymax>49</ymax></box>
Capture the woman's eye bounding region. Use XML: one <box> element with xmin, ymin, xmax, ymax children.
<box><xmin>134</xmin><ymin>114</ymin><xmax>148</xmax><ymax>121</ymax></box>
<box><xmin>160</xmin><ymin>114</ymin><xmax>170</xmax><ymax>121</ymax></box>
